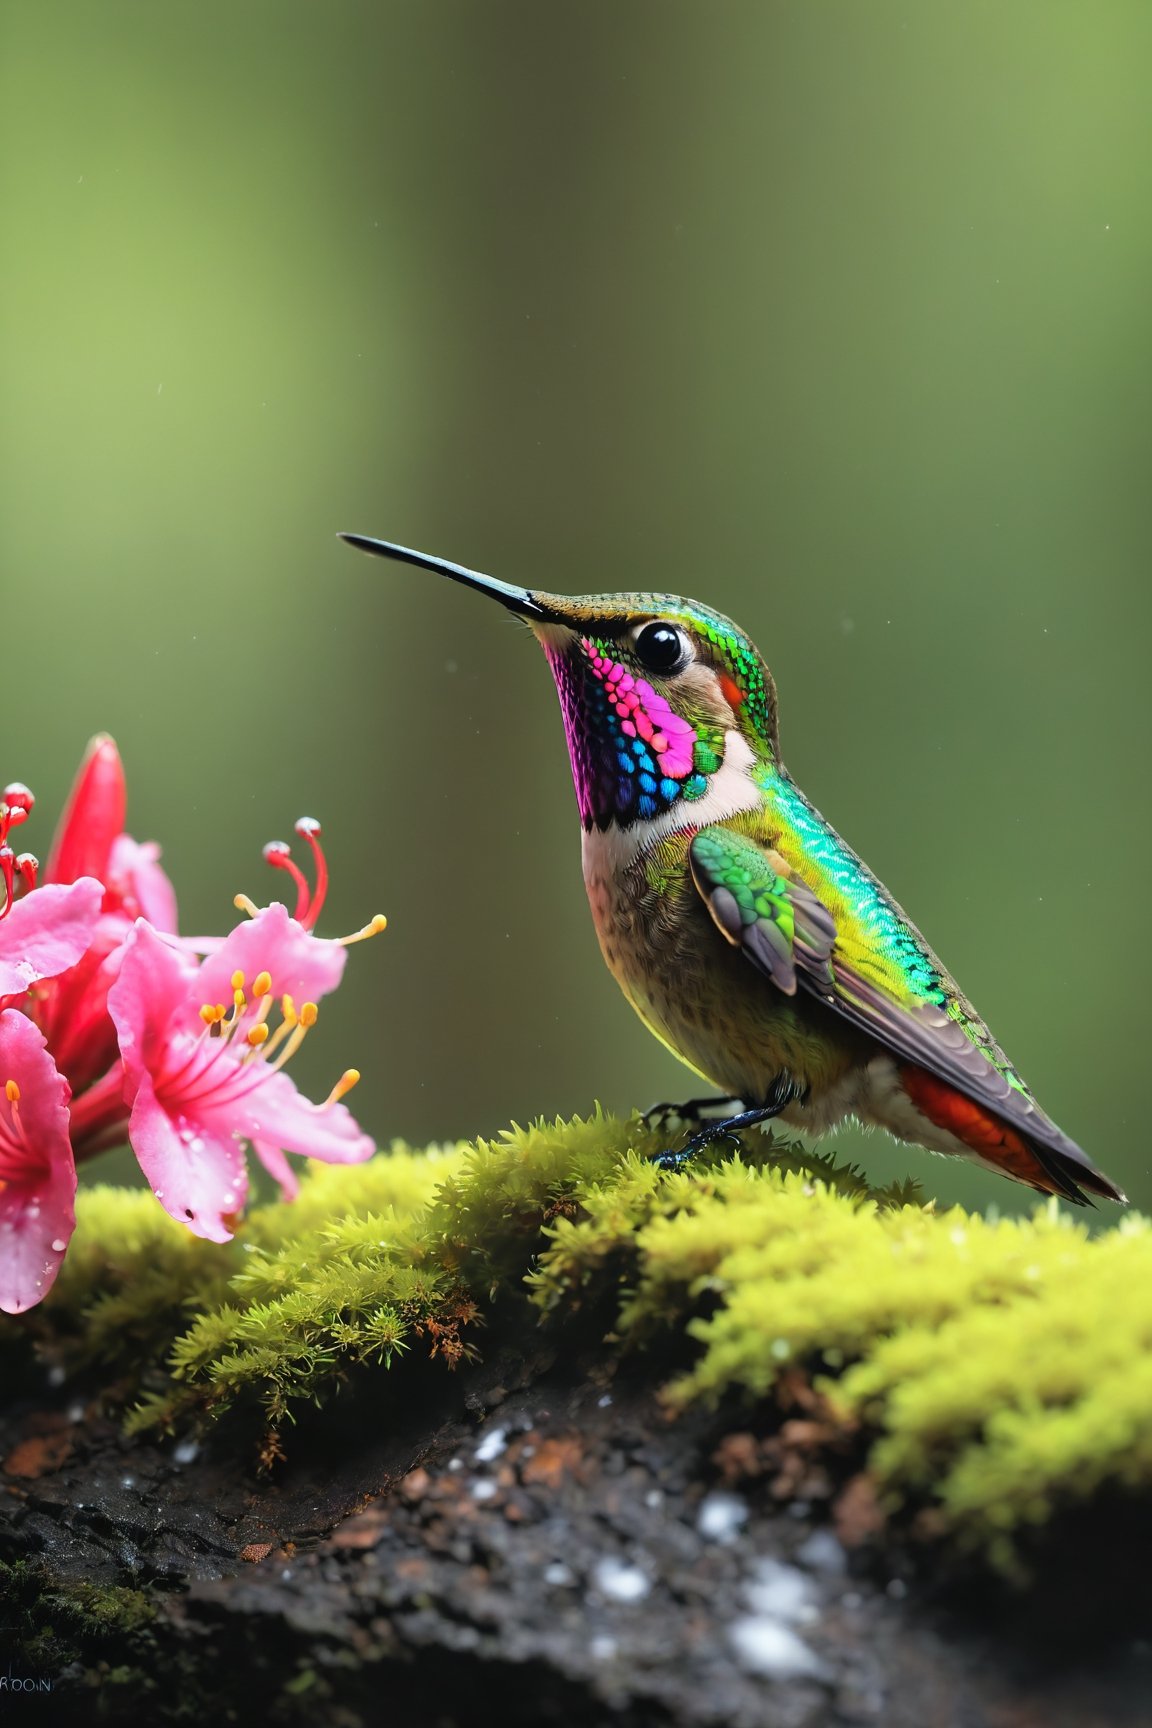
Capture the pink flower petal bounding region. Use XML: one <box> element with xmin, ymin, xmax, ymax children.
<box><xmin>107</xmin><ymin>835</ymin><xmax>179</xmax><ymax>933</ymax></box>
<box><xmin>126</xmin><ymin>1072</ymin><xmax>248</xmax><ymax>1242</ymax></box>
<box><xmin>0</xmin><ymin>1013</ymin><xmax>76</xmax><ymax>1314</ymax></box>
<box><xmin>0</xmin><ymin>878</ymin><xmax>104</xmax><ymax>1001</ymax></box>
<box><xmin>196</xmin><ymin>1064</ymin><xmax>375</xmax><ymax>1168</ymax></box>
<box><xmin>252</xmin><ymin>1140</ymin><xmax>300</xmax><ymax>1201</ymax></box>
<box><xmin>107</xmin><ymin>919</ymin><xmax>200</xmax><ymax>1095</ymax></box>
<box><xmin>195</xmin><ymin>902</ymin><xmax>347</xmax><ymax>1015</ymax></box>
<box><xmin>44</xmin><ymin>734</ymin><xmax>126</xmax><ymax>887</ymax></box>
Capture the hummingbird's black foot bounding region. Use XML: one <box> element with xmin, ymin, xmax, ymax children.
<box><xmin>652</xmin><ymin>1075</ymin><xmax>798</xmax><ymax>1171</ymax></box>
<box><xmin>642</xmin><ymin>1094</ymin><xmax>741</xmax><ymax>1135</ymax></box>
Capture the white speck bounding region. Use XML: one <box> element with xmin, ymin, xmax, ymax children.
<box><xmin>597</xmin><ymin>1393</ymin><xmax>613</xmax><ymax>1408</ymax></box>
<box><xmin>120</xmin><ymin>1475</ymin><xmax>136</xmax><ymax>1490</ymax></box>
<box><xmin>728</xmin><ymin>1616</ymin><xmax>826</xmax><ymax>1681</ymax></box>
<box><xmin>157</xmin><ymin>382</ymin><xmax>163</xmax><ymax>395</ymax></box>
<box><xmin>697</xmin><ymin>1491</ymin><xmax>748</xmax><ymax>1544</ymax></box>
<box><xmin>544</xmin><ymin>1561</ymin><xmax>574</xmax><ymax>1586</ymax></box>
<box><xmin>886</xmin><ymin>1577</ymin><xmax>908</xmax><ymax>1601</ymax></box>
<box><xmin>280</xmin><ymin>1567</ymin><xmax>293</xmax><ymax>1582</ymax></box>
<box><xmin>50</xmin><ymin>1238</ymin><xmax>67</xmax><ymax>1253</ymax></box>
<box><xmin>589</xmin><ymin>1634</ymin><xmax>618</xmax><ymax>1661</ymax></box>
<box><xmin>950</xmin><ymin>1227</ymin><xmax>967</xmax><ymax>1246</ymax></box>
<box><xmin>770</xmin><ymin>1337</ymin><xmax>790</xmax><ymax>1360</ymax></box>
<box><xmin>173</xmin><ymin>1438</ymin><xmax>200</xmax><ymax>1465</ymax></box>
<box><xmin>66</xmin><ymin>1402</ymin><xmax>85</xmax><ymax>1423</ymax></box>
<box><xmin>644</xmin><ymin>1489</ymin><xmax>664</xmax><ymax>1509</ymax></box>
<box><xmin>471</xmin><ymin>1479</ymin><xmax>498</xmax><ymax>1502</ymax></box>
<box><xmin>47</xmin><ymin>1364</ymin><xmax>66</xmax><ymax>1387</ymax></box>
<box><xmin>473</xmin><ymin>1426</ymin><xmax>507</xmax><ymax>1464</ymax></box>
<box><xmin>744</xmin><ymin>1558</ymin><xmax>818</xmax><ymax>1625</ymax></box>
<box><xmin>447</xmin><ymin>1456</ymin><xmax>463</xmax><ymax>1472</ymax></box>
<box><xmin>796</xmin><ymin>1529</ymin><xmax>846</xmax><ymax>1575</ymax></box>
<box><xmin>592</xmin><ymin>1557</ymin><xmax>650</xmax><ymax>1603</ymax></box>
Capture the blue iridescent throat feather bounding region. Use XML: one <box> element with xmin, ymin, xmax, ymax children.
<box><xmin>547</xmin><ymin>647</ymin><xmax>711</xmax><ymax>830</ymax></box>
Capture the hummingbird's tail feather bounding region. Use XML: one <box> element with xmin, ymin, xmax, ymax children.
<box><xmin>899</xmin><ymin>1064</ymin><xmax>1126</xmax><ymax>1207</ymax></box>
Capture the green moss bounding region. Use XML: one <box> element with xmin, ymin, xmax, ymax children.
<box><xmin>0</xmin><ymin>1560</ymin><xmax>156</xmax><ymax>1674</ymax></box>
<box><xmin>4</xmin><ymin>1111</ymin><xmax>1151</xmax><ymax>1574</ymax></box>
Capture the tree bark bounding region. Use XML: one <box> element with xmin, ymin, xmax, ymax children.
<box><xmin>0</xmin><ymin>1322</ymin><xmax>1147</xmax><ymax>1727</ymax></box>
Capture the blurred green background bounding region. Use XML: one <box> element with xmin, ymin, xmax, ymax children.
<box><xmin>3</xmin><ymin>1</ymin><xmax>1149</xmax><ymax>1216</ymax></box>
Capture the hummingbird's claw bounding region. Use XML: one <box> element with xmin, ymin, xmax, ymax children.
<box><xmin>641</xmin><ymin>1094</ymin><xmax>741</xmax><ymax>1135</ymax></box>
<box><xmin>649</xmin><ymin>1079</ymin><xmax>799</xmax><ymax>1172</ymax></box>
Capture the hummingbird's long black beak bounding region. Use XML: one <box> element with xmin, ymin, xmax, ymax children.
<box><xmin>339</xmin><ymin>533</ymin><xmax>556</xmax><ymax>623</ymax></box>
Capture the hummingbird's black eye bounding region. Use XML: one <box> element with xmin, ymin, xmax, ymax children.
<box><xmin>633</xmin><ymin>621</ymin><xmax>688</xmax><ymax>675</ymax></box>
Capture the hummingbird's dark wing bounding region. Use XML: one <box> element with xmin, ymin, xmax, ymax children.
<box><xmin>687</xmin><ymin>824</ymin><xmax>1123</xmax><ymax>1205</ymax></box>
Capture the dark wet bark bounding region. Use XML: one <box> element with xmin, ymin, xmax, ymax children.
<box><xmin>0</xmin><ymin>1330</ymin><xmax>1147</xmax><ymax>1727</ymax></box>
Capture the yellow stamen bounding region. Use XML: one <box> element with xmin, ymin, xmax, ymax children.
<box><xmin>340</xmin><ymin>913</ymin><xmax>388</xmax><ymax>947</ymax></box>
<box><xmin>246</xmin><ymin>1023</ymin><xmax>269</xmax><ymax>1048</ymax></box>
<box><xmin>233</xmin><ymin>893</ymin><xmax>260</xmax><ymax>919</ymax></box>
<box><xmin>252</xmin><ymin>970</ymin><xmax>272</xmax><ymax>998</ymax></box>
<box><xmin>233</xmin><ymin>987</ymin><xmax>246</xmax><ymax>1011</ymax></box>
<box><xmin>269</xmin><ymin>1004</ymin><xmax>317</xmax><ymax>1074</ymax></box>
<box><xmin>200</xmin><ymin>1003</ymin><xmax>219</xmax><ymax>1026</ymax></box>
<box><xmin>5</xmin><ymin>1080</ymin><xmax>19</xmax><ymax>1105</ymax></box>
<box><xmin>231</xmin><ymin>970</ymin><xmax>245</xmax><ymax>992</ymax></box>
<box><xmin>258</xmin><ymin>996</ymin><xmax>297</xmax><ymax>1061</ymax></box>
<box><xmin>322</xmin><ymin>1068</ymin><xmax>360</xmax><ymax>1107</ymax></box>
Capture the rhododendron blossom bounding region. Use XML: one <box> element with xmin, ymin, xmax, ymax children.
<box><xmin>109</xmin><ymin>905</ymin><xmax>374</xmax><ymax>1240</ymax></box>
<box><xmin>35</xmin><ymin>736</ymin><xmax>179</xmax><ymax>1093</ymax></box>
<box><xmin>0</xmin><ymin>783</ymin><xmax>103</xmax><ymax>1009</ymax></box>
<box><xmin>0</xmin><ymin>999</ymin><xmax>77</xmax><ymax>1314</ymax></box>
<box><xmin>0</xmin><ymin>737</ymin><xmax>386</xmax><ymax>1310</ymax></box>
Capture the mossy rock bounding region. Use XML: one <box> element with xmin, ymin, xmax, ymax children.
<box><xmin>4</xmin><ymin>1110</ymin><xmax>1149</xmax><ymax>1578</ymax></box>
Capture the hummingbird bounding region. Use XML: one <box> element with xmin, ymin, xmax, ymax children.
<box><xmin>342</xmin><ymin>533</ymin><xmax>1124</xmax><ymax>1207</ymax></box>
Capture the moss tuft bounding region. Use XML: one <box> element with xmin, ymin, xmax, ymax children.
<box><xmin>3</xmin><ymin>1112</ymin><xmax>1151</xmax><ymax>1573</ymax></box>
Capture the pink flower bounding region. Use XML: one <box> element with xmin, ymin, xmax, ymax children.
<box><xmin>44</xmin><ymin>734</ymin><xmax>127</xmax><ymax>891</ymax></box>
<box><xmin>0</xmin><ymin>879</ymin><xmax>105</xmax><ymax>1007</ymax></box>
<box><xmin>35</xmin><ymin>737</ymin><xmax>178</xmax><ymax>1091</ymax></box>
<box><xmin>0</xmin><ymin>782</ymin><xmax>103</xmax><ymax>1010</ymax></box>
<box><xmin>43</xmin><ymin>733</ymin><xmax>178</xmax><ymax>929</ymax></box>
<box><xmin>108</xmin><ymin>906</ymin><xmax>375</xmax><ymax>1242</ymax></box>
<box><xmin>0</xmin><ymin>1012</ymin><xmax>76</xmax><ymax>1314</ymax></box>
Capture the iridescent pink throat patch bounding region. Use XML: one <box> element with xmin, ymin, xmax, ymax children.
<box><xmin>583</xmin><ymin>642</ymin><xmax>697</xmax><ymax>779</ymax></box>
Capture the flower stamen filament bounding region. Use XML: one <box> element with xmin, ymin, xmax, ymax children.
<box><xmin>320</xmin><ymin>1067</ymin><xmax>360</xmax><ymax>1109</ymax></box>
<box><xmin>340</xmin><ymin>913</ymin><xmax>388</xmax><ymax>947</ymax></box>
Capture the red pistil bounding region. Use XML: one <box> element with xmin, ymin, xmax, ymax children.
<box><xmin>0</xmin><ymin>783</ymin><xmax>34</xmax><ymax>848</ymax></box>
<box><xmin>0</xmin><ymin>785</ymin><xmax>36</xmax><ymax>917</ymax></box>
<box><xmin>294</xmin><ymin>818</ymin><xmax>328</xmax><ymax>929</ymax></box>
<box><xmin>262</xmin><ymin>841</ymin><xmax>311</xmax><ymax>923</ymax></box>
<box><xmin>262</xmin><ymin>819</ymin><xmax>329</xmax><ymax>930</ymax></box>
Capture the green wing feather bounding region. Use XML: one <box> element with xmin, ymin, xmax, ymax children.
<box><xmin>687</xmin><ymin>823</ymin><xmax>1122</xmax><ymax>1204</ymax></box>
<box><xmin>688</xmin><ymin>826</ymin><xmax>836</xmax><ymax>997</ymax></box>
